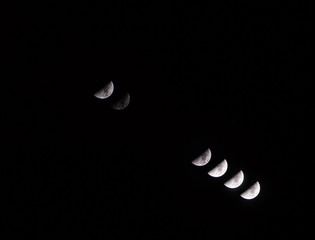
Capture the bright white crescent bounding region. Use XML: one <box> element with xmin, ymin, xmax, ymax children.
<box><xmin>240</xmin><ymin>181</ymin><xmax>260</xmax><ymax>200</ymax></box>
<box><xmin>224</xmin><ymin>170</ymin><xmax>244</xmax><ymax>189</ymax></box>
<box><xmin>208</xmin><ymin>159</ymin><xmax>228</xmax><ymax>177</ymax></box>
<box><xmin>94</xmin><ymin>81</ymin><xmax>114</xmax><ymax>99</ymax></box>
<box><xmin>191</xmin><ymin>148</ymin><xmax>211</xmax><ymax>166</ymax></box>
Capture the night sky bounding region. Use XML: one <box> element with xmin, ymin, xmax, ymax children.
<box><xmin>6</xmin><ymin>2</ymin><xmax>310</xmax><ymax>239</ymax></box>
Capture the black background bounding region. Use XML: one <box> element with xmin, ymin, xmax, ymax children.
<box><xmin>5</xmin><ymin>1</ymin><xmax>311</xmax><ymax>239</ymax></box>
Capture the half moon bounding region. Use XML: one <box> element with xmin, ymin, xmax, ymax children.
<box><xmin>191</xmin><ymin>148</ymin><xmax>212</xmax><ymax>166</ymax></box>
<box><xmin>208</xmin><ymin>159</ymin><xmax>228</xmax><ymax>177</ymax></box>
<box><xmin>94</xmin><ymin>81</ymin><xmax>114</xmax><ymax>99</ymax></box>
<box><xmin>111</xmin><ymin>93</ymin><xmax>130</xmax><ymax>110</ymax></box>
<box><xmin>224</xmin><ymin>170</ymin><xmax>244</xmax><ymax>189</ymax></box>
<box><xmin>240</xmin><ymin>181</ymin><xmax>260</xmax><ymax>200</ymax></box>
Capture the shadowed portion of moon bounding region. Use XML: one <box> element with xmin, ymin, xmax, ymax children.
<box><xmin>224</xmin><ymin>170</ymin><xmax>244</xmax><ymax>189</ymax></box>
<box><xmin>191</xmin><ymin>148</ymin><xmax>212</xmax><ymax>166</ymax></box>
<box><xmin>94</xmin><ymin>81</ymin><xmax>114</xmax><ymax>99</ymax></box>
<box><xmin>208</xmin><ymin>159</ymin><xmax>228</xmax><ymax>177</ymax></box>
<box><xmin>240</xmin><ymin>181</ymin><xmax>260</xmax><ymax>200</ymax></box>
<box><xmin>111</xmin><ymin>93</ymin><xmax>130</xmax><ymax>110</ymax></box>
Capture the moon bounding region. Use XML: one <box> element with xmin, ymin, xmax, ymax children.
<box><xmin>240</xmin><ymin>181</ymin><xmax>260</xmax><ymax>200</ymax></box>
<box><xmin>208</xmin><ymin>159</ymin><xmax>228</xmax><ymax>177</ymax></box>
<box><xmin>94</xmin><ymin>81</ymin><xmax>114</xmax><ymax>99</ymax></box>
<box><xmin>191</xmin><ymin>148</ymin><xmax>212</xmax><ymax>166</ymax></box>
<box><xmin>224</xmin><ymin>170</ymin><xmax>244</xmax><ymax>189</ymax></box>
<box><xmin>111</xmin><ymin>93</ymin><xmax>130</xmax><ymax>110</ymax></box>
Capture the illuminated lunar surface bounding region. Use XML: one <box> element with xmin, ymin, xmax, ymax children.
<box><xmin>240</xmin><ymin>181</ymin><xmax>260</xmax><ymax>200</ymax></box>
<box><xmin>224</xmin><ymin>170</ymin><xmax>244</xmax><ymax>189</ymax></box>
<box><xmin>94</xmin><ymin>81</ymin><xmax>114</xmax><ymax>99</ymax></box>
<box><xmin>208</xmin><ymin>159</ymin><xmax>228</xmax><ymax>177</ymax></box>
<box><xmin>191</xmin><ymin>148</ymin><xmax>212</xmax><ymax>166</ymax></box>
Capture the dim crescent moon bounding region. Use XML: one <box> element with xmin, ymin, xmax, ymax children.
<box><xmin>111</xmin><ymin>93</ymin><xmax>130</xmax><ymax>110</ymax></box>
<box><xmin>240</xmin><ymin>181</ymin><xmax>260</xmax><ymax>200</ymax></box>
<box><xmin>208</xmin><ymin>159</ymin><xmax>228</xmax><ymax>177</ymax></box>
<box><xmin>224</xmin><ymin>170</ymin><xmax>244</xmax><ymax>189</ymax></box>
<box><xmin>94</xmin><ymin>81</ymin><xmax>114</xmax><ymax>99</ymax></box>
<box><xmin>191</xmin><ymin>148</ymin><xmax>212</xmax><ymax>166</ymax></box>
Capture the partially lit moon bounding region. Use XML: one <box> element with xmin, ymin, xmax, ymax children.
<box><xmin>224</xmin><ymin>170</ymin><xmax>244</xmax><ymax>189</ymax></box>
<box><xmin>191</xmin><ymin>148</ymin><xmax>212</xmax><ymax>166</ymax></box>
<box><xmin>208</xmin><ymin>159</ymin><xmax>228</xmax><ymax>177</ymax></box>
<box><xmin>94</xmin><ymin>81</ymin><xmax>114</xmax><ymax>99</ymax></box>
<box><xmin>240</xmin><ymin>181</ymin><xmax>260</xmax><ymax>200</ymax></box>
<box><xmin>111</xmin><ymin>93</ymin><xmax>130</xmax><ymax>110</ymax></box>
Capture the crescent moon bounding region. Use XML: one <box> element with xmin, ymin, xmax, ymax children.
<box><xmin>191</xmin><ymin>148</ymin><xmax>212</xmax><ymax>166</ymax></box>
<box><xmin>94</xmin><ymin>81</ymin><xmax>114</xmax><ymax>99</ymax></box>
<box><xmin>224</xmin><ymin>170</ymin><xmax>244</xmax><ymax>189</ymax></box>
<box><xmin>111</xmin><ymin>93</ymin><xmax>130</xmax><ymax>110</ymax></box>
<box><xmin>208</xmin><ymin>159</ymin><xmax>228</xmax><ymax>177</ymax></box>
<box><xmin>240</xmin><ymin>181</ymin><xmax>260</xmax><ymax>200</ymax></box>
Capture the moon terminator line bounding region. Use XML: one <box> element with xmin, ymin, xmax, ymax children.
<box><xmin>191</xmin><ymin>148</ymin><xmax>212</xmax><ymax>166</ymax></box>
<box><xmin>94</xmin><ymin>81</ymin><xmax>114</xmax><ymax>99</ymax></box>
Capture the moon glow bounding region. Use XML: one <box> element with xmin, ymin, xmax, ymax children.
<box><xmin>224</xmin><ymin>170</ymin><xmax>244</xmax><ymax>189</ymax></box>
<box><xmin>240</xmin><ymin>181</ymin><xmax>260</xmax><ymax>200</ymax></box>
<box><xmin>208</xmin><ymin>159</ymin><xmax>228</xmax><ymax>177</ymax></box>
<box><xmin>191</xmin><ymin>148</ymin><xmax>212</xmax><ymax>166</ymax></box>
<box><xmin>94</xmin><ymin>81</ymin><xmax>114</xmax><ymax>99</ymax></box>
<box><xmin>111</xmin><ymin>93</ymin><xmax>130</xmax><ymax>110</ymax></box>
